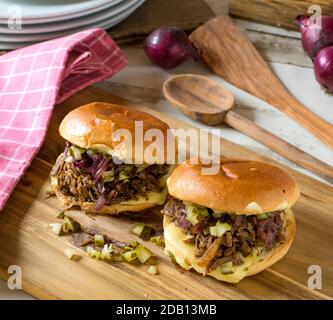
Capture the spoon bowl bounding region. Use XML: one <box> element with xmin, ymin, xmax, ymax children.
<box><xmin>163</xmin><ymin>74</ymin><xmax>235</xmax><ymax>126</ymax></box>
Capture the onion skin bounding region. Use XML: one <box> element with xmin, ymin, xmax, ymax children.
<box><xmin>314</xmin><ymin>46</ymin><xmax>333</xmax><ymax>92</ymax></box>
<box><xmin>144</xmin><ymin>27</ymin><xmax>199</xmax><ymax>69</ymax></box>
<box><xmin>296</xmin><ymin>15</ymin><xmax>333</xmax><ymax>60</ymax></box>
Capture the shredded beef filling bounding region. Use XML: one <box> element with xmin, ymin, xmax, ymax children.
<box><xmin>162</xmin><ymin>198</ymin><xmax>285</xmax><ymax>269</ymax></box>
<box><xmin>51</xmin><ymin>143</ymin><xmax>169</xmax><ymax>208</ymax></box>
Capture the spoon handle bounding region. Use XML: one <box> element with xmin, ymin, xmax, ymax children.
<box><xmin>224</xmin><ymin>110</ymin><xmax>333</xmax><ymax>179</ymax></box>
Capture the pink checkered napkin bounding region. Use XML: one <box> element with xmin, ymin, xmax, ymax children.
<box><xmin>0</xmin><ymin>28</ymin><xmax>128</xmax><ymax>211</ymax></box>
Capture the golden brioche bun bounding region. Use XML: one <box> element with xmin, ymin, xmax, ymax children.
<box><xmin>167</xmin><ymin>158</ymin><xmax>300</xmax><ymax>215</ymax></box>
<box><xmin>163</xmin><ymin>211</ymin><xmax>296</xmax><ymax>283</ymax></box>
<box><xmin>59</xmin><ymin>102</ymin><xmax>170</xmax><ymax>163</ymax></box>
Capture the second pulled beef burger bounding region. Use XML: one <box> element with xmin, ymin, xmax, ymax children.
<box><xmin>50</xmin><ymin>102</ymin><xmax>174</xmax><ymax>214</ymax></box>
<box><xmin>162</xmin><ymin>159</ymin><xmax>300</xmax><ymax>283</ymax></box>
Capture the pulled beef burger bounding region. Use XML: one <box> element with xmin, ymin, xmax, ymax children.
<box><xmin>162</xmin><ymin>159</ymin><xmax>300</xmax><ymax>283</ymax></box>
<box><xmin>50</xmin><ymin>102</ymin><xmax>174</xmax><ymax>214</ymax></box>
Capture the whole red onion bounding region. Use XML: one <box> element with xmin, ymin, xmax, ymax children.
<box><xmin>296</xmin><ymin>15</ymin><xmax>333</xmax><ymax>60</ymax></box>
<box><xmin>144</xmin><ymin>27</ymin><xmax>199</xmax><ymax>69</ymax></box>
<box><xmin>314</xmin><ymin>46</ymin><xmax>333</xmax><ymax>92</ymax></box>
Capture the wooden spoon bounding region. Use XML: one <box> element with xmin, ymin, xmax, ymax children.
<box><xmin>163</xmin><ymin>74</ymin><xmax>333</xmax><ymax>179</ymax></box>
<box><xmin>189</xmin><ymin>16</ymin><xmax>333</xmax><ymax>149</ymax></box>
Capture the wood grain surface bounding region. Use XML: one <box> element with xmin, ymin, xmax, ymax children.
<box><xmin>230</xmin><ymin>0</ymin><xmax>333</xmax><ymax>30</ymax></box>
<box><xmin>234</xmin><ymin>20</ymin><xmax>311</xmax><ymax>68</ymax></box>
<box><xmin>190</xmin><ymin>16</ymin><xmax>333</xmax><ymax>149</ymax></box>
<box><xmin>163</xmin><ymin>74</ymin><xmax>333</xmax><ymax>178</ymax></box>
<box><xmin>0</xmin><ymin>86</ymin><xmax>332</xmax><ymax>300</ymax></box>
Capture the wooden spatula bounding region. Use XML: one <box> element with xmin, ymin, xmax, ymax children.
<box><xmin>163</xmin><ymin>74</ymin><xmax>333</xmax><ymax>179</ymax></box>
<box><xmin>189</xmin><ymin>16</ymin><xmax>333</xmax><ymax>149</ymax></box>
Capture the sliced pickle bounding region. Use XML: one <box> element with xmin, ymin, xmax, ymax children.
<box><xmin>62</xmin><ymin>216</ymin><xmax>80</xmax><ymax>233</ymax></box>
<box><xmin>185</xmin><ymin>202</ymin><xmax>208</xmax><ymax>225</ymax></box>
<box><xmin>132</xmin><ymin>223</ymin><xmax>154</xmax><ymax>240</ymax></box>
<box><xmin>101</xmin><ymin>244</ymin><xmax>113</xmax><ymax>261</ymax></box>
<box><xmin>102</xmin><ymin>169</ymin><xmax>115</xmax><ymax>182</ymax></box>
<box><xmin>69</xmin><ymin>146</ymin><xmax>85</xmax><ymax>160</ymax></box>
<box><xmin>122</xmin><ymin>250</ymin><xmax>138</xmax><ymax>262</ymax></box>
<box><xmin>57</xmin><ymin>211</ymin><xmax>65</xmax><ymax>219</ymax></box>
<box><xmin>135</xmin><ymin>245</ymin><xmax>152</xmax><ymax>264</ymax></box>
<box><xmin>86</xmin><ymin>246</ymin><xmax>96</xmax><ymax>258</ymax></box>
<box><xmin>210</xmin><ymin>221</ymin><xmax>231</xmax><ymax>237</ymax></box>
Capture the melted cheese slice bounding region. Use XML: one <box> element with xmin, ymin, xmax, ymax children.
<box><xmin>116</xmin><ymin>188</ymin><xmax>167</xmax><ymax>206</ymax></box>
<box><xmin>164</xmin><ymin>220</ymin><xmax>263</xmax><ymax>283</ymax></box>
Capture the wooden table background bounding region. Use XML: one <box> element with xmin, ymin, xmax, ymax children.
<box><xmin>230</xmin><ymin>0</ymin><xmax>333</xmax><ymax>30</ymax></box>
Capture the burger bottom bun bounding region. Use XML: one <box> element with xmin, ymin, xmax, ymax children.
<box><xmin>53</xmin><ymin>188</ymin><xmax>167</xmax><ymax>215</ymax></box>
<box><xmin>163</xmin><ymin>211</ymin><xmax>296</xmax><ymax>283</ymax></box>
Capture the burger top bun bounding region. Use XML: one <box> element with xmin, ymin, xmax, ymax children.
<box><xmin>59</xmin><ymin>102</ymin><xmax>170</xmax><ymax>163</ymax></box>
<box><xmin>167</xmin><ymin>158</ymin><xmax>300</xmax><ymax>215</ymax></box>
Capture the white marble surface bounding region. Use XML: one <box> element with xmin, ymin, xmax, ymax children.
<box><xmin>1</xmin><ymin>46</ymin><xmax>333</xmax><ymax>300</ymax></box>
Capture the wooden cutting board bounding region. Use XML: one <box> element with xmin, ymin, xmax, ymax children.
<box><xmin>0</xmin><ymin>86</ymin><xmax>332</xmax><ymax>300</ymax></box>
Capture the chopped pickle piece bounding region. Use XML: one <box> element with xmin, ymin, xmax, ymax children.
<box><xmin>124</xmin><ymin>246</ymin><xmax>134</xmax><ymax>251</ymax></box>
<box><xmin>118</xmin><ymin>171</ymin><xmax>129</xmax><ymax>181</ymax></box>
<box><xmin>86</xmin><ymin>246</ymin><xmax>96</xmax><ymax>258</ymax></box>
<box><xmin>102</xmin><ymin>169</ymin><xmax>115</xmax><ymax>182</ymax></box>
<box><xmin>100</xmin><ymin>247</ymin><xmax>108</xmax><ymax>260</ymax></box>
<box><xmin>64</xmin><ymin>155</ymin><xmax>74</xmax><ymax>163</ymax></box>
<box><xmin>210</xmin><ymin>221</ymin><xmax>231</xmax><ymax>237</ymax></box>
<box><xmin>94</xmin><ymin>250</ymin><xmax>101</xmax><ymax>260</ymax></box>
<box><xmin>150</xmin><ymin>235</ymin><xmax>164</xmax><ymax>246</ymax></box>
<box><xmin>132</xmin><ymin>223</ymin><xmax>154</xmax><ymax>240</ymax></box>
<box><xmin>69</xmin><ymin>146</ymin><xmax>85</xmax><ymax>160</ymax></box>
<box><xmin>101</xmin><ymin>244</ymin><xmax>112</xmax><ymax>260</ymax></box>
<box><xmin>94</xmin><ymin>234</ymin><xmax>104</xmax><ymax>247</ymax></box>
<box><xmin>119</xmin><ymin>165</ymin><xmax>134</xmax><ymax>181</ymax></box>
<box><xmin>132</xmin><ymin>223</ymin><xmax>145</xmax><ymax>236</ymax></box>
<box><xmin>64</xmin><ymin>248</ymin><xmax>80</xmax><ymax>260</ymax></box>
<box><xmin>257</xmin><ymin>213</ymin><xmax>269</xmax><ymax>220</ymax></box>
<box><xmin>135</xmin><ymin>245</ymin><xmax>153</xmax><ymax>264</ymax></box>
<box><xmin>212</xmin><ymin>211</ymin><xmax>223</xmax><ymax>219</ymax></box>
<box><xmin>209</xmin><ymin>226</ymin><xmax>218</xmax><ymax>237</ymax></box>
<box><xmin>203</xmin><ymin>228</ymin><xmax>210</xmax><ymax>236</ymax></box>
<box><xmin>129</xmin><ymin>240</ymin><xmax>138</xmax><ymax>248</ymax></box>
<box><xmin>62</xmin><ymin>216</ymin><xmax>80</xmax><ymax>233</ymax></box>
<box><xmin>185</xmin><ymin>202</ymin><xmax>209</xmax><ymax>225</ymax></box>
<box><xmin>86</xmin><ymin>149</ymin><xmax>96</xmax><ymax>157</ymax></box>
<box><xmin>57</xmin><ymin>211</ymin><xmax>65</xmax><ymax>219</ymax></box>
<box><xmin>220</xmin><ymin>261</ymin><xmax>234</xmax><ymax>274</ymax></box>
<box><xmin>148</xmin><ymin>265</ymin><xmax>159</xmax><ymax>275</ymax></box>
<box><xmin>49</xmin><ymin>223</ymin><xmax>63</xmax><ymax>235</ymax></box>
<box><xmin>122</xmin><ymin>250</ymin><xmax>138</xmax><ymax>262</ymax></box>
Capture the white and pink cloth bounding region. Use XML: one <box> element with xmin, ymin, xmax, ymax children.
<box><xmin>0</xmin><ymin>28</ymin><xmax>127</xmax><ymax>211</ymax></box>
